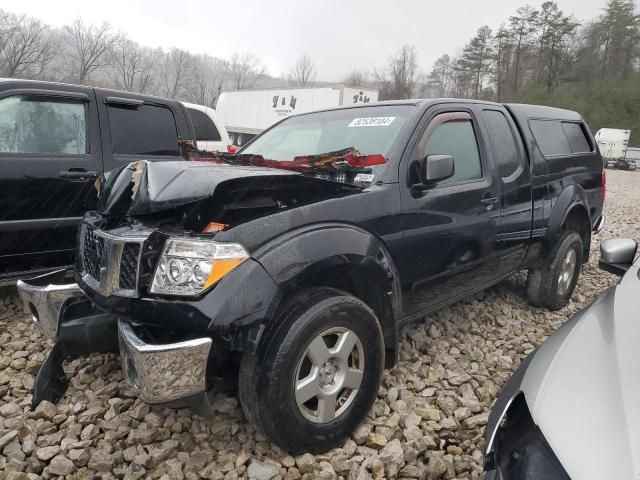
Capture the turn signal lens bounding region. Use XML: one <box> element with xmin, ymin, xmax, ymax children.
<box><xmin>205</xmin><ymin>258</ymin><xmax>245</xmax><ymax>288</ymax></box>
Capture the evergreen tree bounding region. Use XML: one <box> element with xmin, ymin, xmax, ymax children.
<box><xmin>455</xmin><ymin>26</ymin><xmax>494</xmax><ymax>98</ymax></box>
<box><xmin>597</xmin><ymin>0</ymin><xmax>640</xmax><ymax>79</ymax></box>
<box><xmin>509</xmin><ymin>6</ymin><xmax>538</xmax><ymax>93</ymax></box>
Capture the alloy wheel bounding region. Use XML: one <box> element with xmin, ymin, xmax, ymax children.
<box><xmin>294</xmin><ymin>327</ymin><xmax>365</xmax><ymax>423</ymax></box>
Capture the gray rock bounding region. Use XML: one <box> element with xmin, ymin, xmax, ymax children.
<box><xmin>35</xmin><ymin>445</ymin><xmax>60</xmax><ymax>461</ymax></box>
<box><xmin>247</xmin><ymin>460</ymin><xmax>280</xmax><ymax>480</ymax></box>
<box><xmin>68</xmin><ymin>448</ymin><xmax>91</xmax><ymax>466</ymax></box>
<box><xmin>3</xmin><ymin>438</ymin><xmax>25</xmax><ymax>461</ymax></box>
<box><xmin>0</xmin><ymin>402</ymin><xmax>21</xmax><ymax>418</ymax></box>
<box><xmin>295</xmin><ymin>453</ymin><xmax>316</xmax><ymax>474</ymax></box>
<box><xmin>88</xmin><ymin>450</ymin><xmax>115</xmax><ymax>472</ymax></box>
<box><xmin>33</xmin><ymin>401</ymin><xmax>57</xmax><ymax>420</ymax></box>
<box><xmin>47</xmin><ymin>454</ymin><xmax>76</xmax><ymax>476</ymax></box>
<box><xmin>352</xmin><ymin>423</ymin><xmax>371</xmax><ymax>445</ymax></box>
<box><xmin>0</xmin><ymin>430</ymin><xmax>18</xmax><ymax>449</ymax></box>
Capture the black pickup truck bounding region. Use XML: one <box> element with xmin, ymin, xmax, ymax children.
<box><xmin>18</xmin><ymin>99</ymin><xmax>605</xmax><ymax>453</ymax></box>
<box><xmin>0</xmin><ymin>79</ymin><xmax>196</xmax><ymax>284</ymax></box>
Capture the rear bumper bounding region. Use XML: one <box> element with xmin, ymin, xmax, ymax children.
<box><xmin>593</xmin><ymin>216</ymin><xmax>605</xmax><ymax>234</ymax></box>
<box><xmin>118</xmin><ymin>320</ymin><xmax>212</xmax><ymax>404</ymax></box>
<box><xmin>17</xmin><ymin>270</ymin><xmax>85</xmax><ymax>338</ymax></box>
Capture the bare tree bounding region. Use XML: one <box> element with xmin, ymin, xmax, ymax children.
<box><xmin>159</xmin><ymin>48</ymin><xmax>193</xmax><ymax>99</ymax></box>
<box><xmin>109</xmin><ymin>35</ymin><xmax>158</xmax><ymax>93</ymax></box>
<box><xmin>0</xmin><ymin>10</ymin><xmax>55</xmax><ymax>78</ymax></box>
<box><xmin>344</xmin><ymin>69</ymin><xmax>369</xmax><ymax>86</ymax></box>
<box><xmin>187</xmin><ymin>54</ymin><xmax>225</xmax><ymax>107</ymax></box>
<box><xmin>229</xmin><ymin>51</ymin><xmax>265</xmax><ymax>90</ymax></box>
<box><xmin>63</xmin><ymin>18</ymin><xmax>114</xmax><ymax>84</ymax></box>
<box><xmin>288</xmin><ymin>54</ymin><xmax>316</xmax><ymax>86</ymax></box>
<box><xmin>376</xmin><ymin>45</ymin><xmax>420</xmax><ymax>100</ymax></box>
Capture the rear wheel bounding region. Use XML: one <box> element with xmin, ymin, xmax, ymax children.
<box><xmin>238</xmin><ymin>288</ymin><xmax>384</xmax><ymax>454</ymax></box>
<box><xmin>526</xmin><ymin>231</ymin><xmax>583</xmax><ymax>310</ymax></box>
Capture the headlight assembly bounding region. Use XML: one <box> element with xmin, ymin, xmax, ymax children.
<box><xmin>150</xmin><ymin>239</ymin><xmax>249</xmax><ymax>296</ymax></box>
<box><xmin>488</xmin><ymin>394</ymin><xmax>570</xmax><ymax>480</ymax></box>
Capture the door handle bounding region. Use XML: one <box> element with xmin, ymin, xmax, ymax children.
<box><xmin>481</xmin><ymin>194</ymin><xmax>499</xmax><ymax>206</ymax></box>
<box><xmin>59</xmin><ymin>169</ymin><xmax>98</xmax><ymax>180</ymax></box>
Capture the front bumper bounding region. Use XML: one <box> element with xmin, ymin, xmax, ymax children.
<box><xmin>118</xmin><ymin>320</ymin><xmax>212</xmax><ymax>404</ymax></box>
<box><xmin>17</xmin><ymin>269</ymin><xmax>85</xmax><ymax>338</ymax></box>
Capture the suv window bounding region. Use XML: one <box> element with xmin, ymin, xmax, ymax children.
<box><xmin>562</xmin><ymin>122</ymin><xmax>591</xmax><ymax>154</ymax></box>
<box><xmin>0</xmin><ymin>95</ymin><xmax>87</xmax><ymax>155</ymax></box>
<box><xmin>423</xmin><ymin>118</ymin><xmax>482</xmax><ymax>184</ymax></box>
<box><xmin>108</xmin><ymin>104</ymin><xmax>179</xmax><ymax>155</ymax></box>
<box><xmin>188</xmin><ymin>108</ymin><xmax>221</xmax><ymax>142</ymax></box>
<box><xmin>530</xmin><ymin>119</ymin><xmax>571</xmax><ymax>157</ymax></box>
<box><xmin>482</xmin><ymin>110</ymin><xmax>521</xmax><ymax>178</ymax></box>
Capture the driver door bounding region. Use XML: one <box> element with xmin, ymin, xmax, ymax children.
<box><xmin>397</xmin><ymin>106</ymin><xmax>502</xmax><ymax>317</ymax></box>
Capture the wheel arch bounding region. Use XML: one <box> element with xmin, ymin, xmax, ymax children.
<box><xmin>546</xmin><ymin>186</ymin><xmax>592</xmax><ymax>262</ymax></box>
<box><xmin>255</xmin><ymin>223</ymin><xmax>402</xmax><ymax>368</ymax></box>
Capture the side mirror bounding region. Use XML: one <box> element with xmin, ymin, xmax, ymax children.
<box><xmin>422</xmin><ymin>154</ymin><xmax>454</xmax><ymax>184</ymax></box>
<box><xmin>412</xmin><ymin>155</ymin><xmax>455</xmax><ymax>191</ymax></box>
<box><xmin>599</xmin><ymin>238</ymin><xmax>638</xmax><ymax>276</ymax></box>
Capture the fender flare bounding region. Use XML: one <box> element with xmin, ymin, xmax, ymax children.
<box><xmin>254</xmin><ymin>222</ymin><xmax>402</xmax><ymax>361</ymax></box>
<box><xmin>545</xmin><ymin>185</ymin><xmax>591</xmax><ymax>246</ymax></box>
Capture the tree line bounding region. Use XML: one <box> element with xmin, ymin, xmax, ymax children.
<box><xmin>351</xmin><ymin>0</ymin><xmax>640</xmax><ymax>144</ymax></box>
<box><xmin>0</xmin><ymin>12</ymin><xmax>281</xmax><ymax>107</ymax></box>
<box><xmin>2</xmin><ymin>1</ymin><xmax>639</xmax><ymax>143</ymax></box>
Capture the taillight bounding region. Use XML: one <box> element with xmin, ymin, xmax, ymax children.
<box><xmin>227</xmin><ymin>144</ymin><xmax>237</xmax><ymax>154</ymax></box>
<box><xmin>601</xmin><ymin>169</ymin><xmax>606</xmax><ymax>201</ymax></box>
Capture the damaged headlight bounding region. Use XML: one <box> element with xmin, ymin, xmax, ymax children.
<box><xmin>488</xmin><ymin>394</ymin><xmax>570</xmax><ymax>480</ymax></box>
<box><xmin>150</xmin><ymin>239</ymin><xmax>249</xmax><ymax>296</ymax></box>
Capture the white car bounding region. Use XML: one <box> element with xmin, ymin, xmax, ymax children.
<box><xmin>182</xmin><ymin>102</ymin><xmax>235</xmax><ymax>153</ymax></box>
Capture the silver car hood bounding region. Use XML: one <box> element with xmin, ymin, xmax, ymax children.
<box><xmin>521</xmin><ymin>265</ymin><xmax>640</xmax><ymax>479</ymax></box>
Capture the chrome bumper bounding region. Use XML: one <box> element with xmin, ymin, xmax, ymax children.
<box><xmin>594</xmin><ymin>216</ymin><xmax>605</xmax><ymax>234</ymax></box>
<box><xmin>17</xmin><ymin>270</ymin><xmax>85</xmax><ymax>338</ymax></box>
<box><xmin>118</xmin><ymin>320</ymin><xmax>212</xmax><ymax>404</ymax></box>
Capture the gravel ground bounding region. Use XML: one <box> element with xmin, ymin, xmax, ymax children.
<box><xmin>1</xmin><ymin>169</ymin><xmax>639</xmax><ymax>480</ymax></box>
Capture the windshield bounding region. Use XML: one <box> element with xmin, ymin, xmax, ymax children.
<box><xmin>241</xmin><ymin>105</ymin><xmax>413</xmax><ymax>169</ymax></box>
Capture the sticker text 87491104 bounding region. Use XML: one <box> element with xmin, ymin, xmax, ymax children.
<box><xmin>348</xmin><ymin>117</ymin><xmax>396</xmax><ymax>128</ymax></box>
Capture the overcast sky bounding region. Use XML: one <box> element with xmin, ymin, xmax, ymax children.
<box><xmin>6</xmin><ymin>0</ymin><xmax>607</xmax><ymax>81</ymax></box>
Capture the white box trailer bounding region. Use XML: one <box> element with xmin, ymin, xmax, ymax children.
<box><xmin>595</xmin><ymin>128</ymin><xmax>631</xmax><ymax>168</ymax></box>
<box><xmin>624</xmin><ymin>147</ymin><xmax>640</xmax><ymax>170</ymax></box>
<box><xmin>216</xmin><ymin>85</ymin><xmax>379</xmax><ymax>145</ymax></box>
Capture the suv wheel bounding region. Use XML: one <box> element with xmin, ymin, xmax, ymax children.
<box><xmin>238</xmin><ymin>288</ymin><xmax>384</xmax><ymax>454</ymax></box>
<box><xmin>526</xmin><ymin>231</ymin><xmax>584</xmax><ymax>310</ymax></box>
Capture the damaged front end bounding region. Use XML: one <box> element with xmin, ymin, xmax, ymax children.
<box><xmin>19</xmin><ymin>156</ymin><xmax>367</xmax><ymax>408</ymax></box>
<box><xmin>17</xmin><ymin>269</ymin><xmax>119</xmax><ymax>406</ymax></box>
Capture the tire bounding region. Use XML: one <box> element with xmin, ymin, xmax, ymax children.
<box><xmin>238</xmin><ymin>288</ymin><xmax>384</xmax><ymax>454</ymax></box>
<box><xmin>526</xmin><ymin>231</ymin><xmax>583</xmax><ymax>310</ymax></box>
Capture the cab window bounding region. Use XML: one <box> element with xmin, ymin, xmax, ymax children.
<box><xmin>188</xmin><ymin>108</ymin><xmax>222</xmax><ymax>142</ymax></box>
<box><xmin>420</xmin><ymin>115</ymin><xmax>482</xmax><ymax>185</ymax></box>
<box><xmin>0</xmin><ymin>95</ymin><xmax>87</xmax><ymax>155</ymax></box>
<box><xmin>107</xmin><ymin>104</ymin><xmax>179</xmax><ymax>156</ymax></box>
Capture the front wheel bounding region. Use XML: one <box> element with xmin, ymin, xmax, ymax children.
<box><xmin>238</xmin><ymin>288</ymin><xmax>384</xmax><ymax>454</ymax></box>
<box><xmin>526</xmin><ymin>231</ymin><xmax>584</xmax><ymax>310</ymax></box>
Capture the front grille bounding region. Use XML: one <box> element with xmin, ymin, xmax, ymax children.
<box><xmin>83</xmin><ymin>226</ymin><xmax>104</xmax><ymax>279</ymax></box>
<box><xmin>119</xmin><ymin>243</ymin><xmax>141</xmax><ymax>290</ymax></box>
<box><xmin>80</xmin><ymin>222</ymin><xmax>148</xmax><ymax>295</ymax></box>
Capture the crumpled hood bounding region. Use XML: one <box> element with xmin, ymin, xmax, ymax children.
<box><xmin>96</xmin><ymin>160</ymin><xmax>358</xmax><ymax>216</ymax></box>
<box><xmin>521</xmin><ymin>266</ymin><xmax>640</xmax><ymax>480</ymax></box>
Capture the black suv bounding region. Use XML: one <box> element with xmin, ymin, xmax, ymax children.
<box><xmin>18</xmin><ymin>99</ymin><xmax>605</xmax><ymax>453</ymax></box>
<box><xmin>0</xmin><ymin>79</ymin><xmax>196</xmax><ymax>283</ymax></box>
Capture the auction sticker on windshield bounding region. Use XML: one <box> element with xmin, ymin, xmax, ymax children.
<box><xmin>348</xmin><ymin>117</ymin><xmax>396</xmax><ymax>127</ymax></box>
